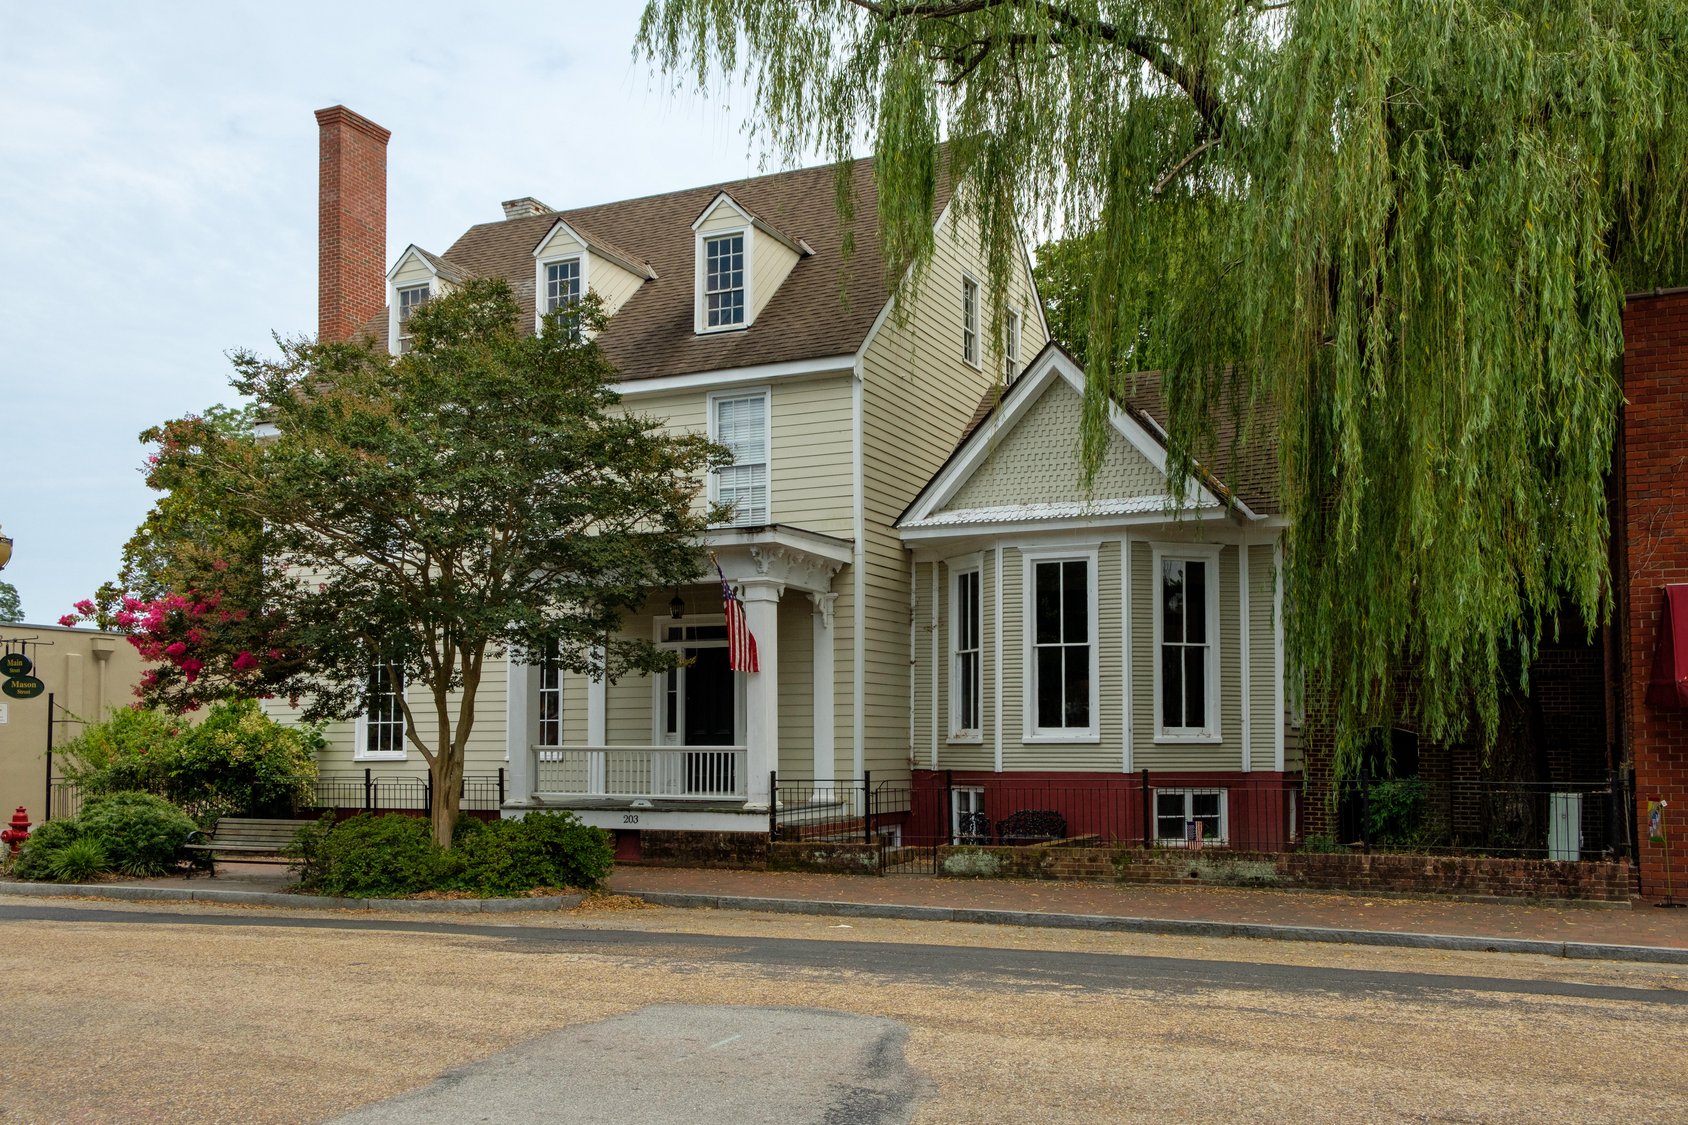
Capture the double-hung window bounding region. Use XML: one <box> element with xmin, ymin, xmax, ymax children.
<box><xmin>1028</xmin><ymin>552</ymin><xmax>1096</xmax><ymax>737</ymax></box>
<box><xmin>537</xmin><ymin>640</ymin><xmax>562</xmax><ymax>746</ymax></box>
<box><xmin>962</xmin><ymin>276</ymin><xmax>980</xmax><ymax>366</ymax></box>
<box><xmin>359</xmin><ymin>662</ymin><xmax>406</xmax><ymax>759</ymax></box>
<box><xmin>704</xmin><ymin>233</ymin><xmax>746</xmax><ymax>328</ymax></box>
<box><xmin>1156</xmin><ymin>549</ymin><xmax>1220</xmax><ymax>739</ymax></box>
<box><xmin>396</xmin><ymin>284</ymin><xmax>429</xmax><ymax>354</ymax></box>
<box><xmin>1004</xmin><ymin>309</ymin><xmax>1021</xmax><ymax>381</ymax></box>
<box><xmin>951</xmin><ymin>567</ymin><xmax>982</xmax><ymax>738</ymax></box>
<box><xmin>711</xmin><ymin>390</ymin><xmax>768</xmax><ymax>525</ymax></box>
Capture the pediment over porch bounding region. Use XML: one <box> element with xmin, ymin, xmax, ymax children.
<box><xmin>703</xmin><ymin>523</ymin><xmax>852</xmax><ymax>595</ymax></box>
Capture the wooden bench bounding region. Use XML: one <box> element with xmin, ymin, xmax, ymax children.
<box><xmin>184</xmin><ymin>818</ymin><xmax>315</xmax><ymax>877</ymax></box>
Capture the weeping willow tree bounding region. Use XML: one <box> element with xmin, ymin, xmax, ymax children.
<box><xmin>638</xmin><ymin>0</ymin><xmax>1688</xmax><ymax>776</ymax></box>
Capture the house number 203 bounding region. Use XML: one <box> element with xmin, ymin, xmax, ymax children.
<box><xmin>622</xmin><ymin>814</ymin><xmax>639</xmax><ymax>824</ymax></box>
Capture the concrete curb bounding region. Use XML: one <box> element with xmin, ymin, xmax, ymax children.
<box><xmin>0</xmin><ymin>882</ymin><xmax>581</xmax><ymax>914</ymax></box>
<box><xmin>628</xmin><ymin>891</ymin><xmax>1688</xmax><ymax>965</ymax></box>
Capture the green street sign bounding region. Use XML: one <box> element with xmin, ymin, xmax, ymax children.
<box><xmin>0</xmin><ymin>652</ymin><xmax>31</xmax><ymax>677</ymax></box>
<box><xmin>2</xmin><ymin>675</ymin><xmax>45</xmax><ymax>699</ymax></box>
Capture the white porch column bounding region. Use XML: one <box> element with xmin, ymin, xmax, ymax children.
<box><xmin>809</xmin><ymin>592</ymin><xmax>837</xmax><ymax>787</ymax></box>
<box><xmin>504</xmin><ymin>652</ymin><xmax>531</xmax><ymax>809</ymax></box>
<box><xmin>586</xmin><ymin>644</ymin><xmax>606</xmax><ymax>745</ymax></box>
<box><xmin>740</xmin><ymin>578</ymin><xmax>784</xmax><ymax>809</ymax></box>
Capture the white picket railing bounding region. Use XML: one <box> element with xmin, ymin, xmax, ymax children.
<box><xmin>531</xmin><ymin>745</ymin><xmax>747</xmax><ymax>801</ymax></box>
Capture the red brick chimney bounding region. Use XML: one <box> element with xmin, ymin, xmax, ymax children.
<box><xmin>314</xmin><ymin>105</ymin><xmax>391</xmax><ymax>342</ymax></box>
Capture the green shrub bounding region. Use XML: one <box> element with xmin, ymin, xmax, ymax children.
<box><xmin>77</xmin><ymin>791</ymin><xmax>198</xmax><ymax>876</ymax></box>
<box><xmin>291</xmin><ymin>812</ymin><xmax>612</xmax><ymax>898</ymax></box>
<box><xmin>293</xmin><ymin>813</ymin><xmax>446</xmax><ymax>898</ymax></box>
<box><xmin>1366</xmin><ymin>778</ymin><xmax>1450</xmax><ymax>852</ymax></box>
<box><xmin>14</xmin><ymin>818</ymin><xmax>86</xmax><ymax>880</ymax></box>
<box><xmin>47</xmin><ymin>838</ymin><xmax>109</xmax><ymax>883</ymax></box>
<box><xmin>514</xmin><ymin>812</ymin><xmax>613</xmax><ymax>889</ymax></box>
<box><xmin>61</xmin><ymin>699</ymin><xmax>321</xmax><ymax>824</ymax></box>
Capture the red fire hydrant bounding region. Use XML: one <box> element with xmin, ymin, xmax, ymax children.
<box><xmin>2</xmin><ymin>807</ymin><xmax>31</xmax><ymax>854</ymax></box>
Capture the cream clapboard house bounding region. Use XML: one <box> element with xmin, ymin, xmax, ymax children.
<box><xmin>289</xmin><ymin>108</ymin><xmax>1045</xmax><ymax>844</ymax></box>
<box><xmin>896</xmin><ymin>346</ymin><xmax>1301</xmax><ymax>849</ymax></box>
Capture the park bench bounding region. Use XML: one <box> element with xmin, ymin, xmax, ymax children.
<box><xmin>184</xmin><ymin>818</ymin><xmax>315</xmax><ymax>877</ymax></box>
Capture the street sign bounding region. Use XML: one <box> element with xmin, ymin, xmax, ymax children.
<box><xmin>0</xmin><ymin>652</ymin><xmax>32</xmax><ymax>677</ymax></box>
<box><xmin>1</xmin><ymin>676</ymin><xmax>45</xmax><ymax>700</ymax></box>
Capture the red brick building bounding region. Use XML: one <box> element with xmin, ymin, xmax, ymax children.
<box><xmin>1619</xmin><ymin>289</ymin><xmax>1688</xmax><ymax>898</ymax></box>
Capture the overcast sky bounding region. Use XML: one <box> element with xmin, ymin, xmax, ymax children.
<box><xmin>0</xmin><ymin>2</ymin><xmax>796</xmax><ymax>625</ymax></box>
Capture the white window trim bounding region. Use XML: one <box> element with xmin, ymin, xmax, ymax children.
<box><xmin>1005</xmin><ymin>307</ymin><xmax>1022</xmax><ymax>381</ymax></box>
<box><xmin>536</xmin><ymin>642</ymin><xmax>563</xmax><ymax>749</ymax></box>
<box><xmin>1021</xmin><ymin>544</ymin><xmax>1102</xmax><ymax>743</ymax></box>
<box><xmin>706</xmin><ymin>385</ymin><xmax>772</xmax><ymax>527</ymax></box>
<box><xmin>961</xmin><ymin>273</ymin><xmax>982</xmax><ymax>368</ymax></box>
<box><xmin>1154</xmin><ymin>788</ymin><xmax>1229</xmax><ymax>845</ymax></box>
<box><xmin>948</xmin><ymin>557</ymin><xmax>984</xmax><ymax>743</ymax></box>
<box><xmin>695</xmin><ymin>225</ymin><xmax>754</xmax><ymax>334</ymax></box>
<box><xmin>1151</xmin><ymin>543</ymin><xmax>1224</xmax><ymax>744</ymax></box>
<box><xmin>353</xmin><ymin>664</ymin><xmax>408</xmax><ymax>762</ymax></box>
<box><xmin>952</xmin><ymin>785</ymin><xmax>987</xmax><ymax>843</ymax></box>
<box><xmin>534</xmin><ymin>252</ymin><xmax>589</xmax><ymax>334</ymax></box>
<box><xmin>391</xmin><ymin>281</ymin><xmax>434</xmax><ymax>357</ymax></box>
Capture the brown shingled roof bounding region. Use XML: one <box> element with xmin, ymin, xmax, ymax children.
<box><xmin>359</xmin><ymin>156</ymin><xmax>951</xmax><ymax>381</ymax></box>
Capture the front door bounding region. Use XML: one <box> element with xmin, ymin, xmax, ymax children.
<box><xmin>683</xmin><ymin>645</ymin><xmax>737</xmax><ymax>794</ymax></box>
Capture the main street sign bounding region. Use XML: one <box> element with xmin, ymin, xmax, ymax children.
<box><xmin>0</xmin><ymin>652</ymin><xmax>32</xmax><ymax>677</ymax></box>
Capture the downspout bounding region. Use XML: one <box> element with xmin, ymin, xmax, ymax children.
<box><xmin>852</xmin><ymin>357</ymin><xmax>866</xmax><ymax>786</ymax></box>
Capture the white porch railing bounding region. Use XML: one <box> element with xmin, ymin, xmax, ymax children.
<box><xmin>531</xmin><ymin>745</ymin><xmax>748</xmax><ymax>802</ymax></box>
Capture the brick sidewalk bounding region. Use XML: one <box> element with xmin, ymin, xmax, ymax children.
<box><xmin>608</xmin><ymin>867</ymin><xmax>1688</xmax><ymax>950</ymax></box>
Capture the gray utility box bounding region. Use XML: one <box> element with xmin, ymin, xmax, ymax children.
<box><xmin>1548</xmin><ymin>791</ymin><xmax>1583</xmax><ymax>862</ymax></box>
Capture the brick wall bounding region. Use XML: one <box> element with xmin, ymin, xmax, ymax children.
<box><xmin>315</xmin><ymin>105</ymin><xmax>390</xmax><ymax>343</ymax></box>
<box><xmin>1621</xmin><ymin>290</ymin><xmax>1688</xmax><ymax>898</ymax></box>
<box><xmin>633</xmin><ymin>830</ymin><xmax>769</xmax><ymax>869</ymax></box>
<box><xmin>936</xmin><ymin>844</ymin><xmax>1636</xmax><ymax>903</ymax></box>
<box><xmin>769</xmin><ymin>841</ymin><xmax>883</xmax><ymax>874</ymax></box>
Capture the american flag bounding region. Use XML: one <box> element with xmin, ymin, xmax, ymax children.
<box><xmin>717</xmin><ymin>559</ymin><xmax>759</xmax><ymax>672</ymax></box>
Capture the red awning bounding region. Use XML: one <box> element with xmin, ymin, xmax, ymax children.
<box><xmin>1646</xmin><ymin>584</ymin><xmax>1688</xmax><ymax>710</ymax></box>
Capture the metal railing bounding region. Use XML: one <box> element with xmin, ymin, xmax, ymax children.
<box><xmin>531</xmin><ymin>745</ymin><xmax>747</xmax><ymax>801</ymax></box>
<box><xmin>770</xmin><ymin>770</ymin><xmax>1633</xmax><ymax>860</ymax></box>
<box><xmin>47</xmin><ymin>768</ymin><xmax>509</xmax><ymax>821</ymax></box>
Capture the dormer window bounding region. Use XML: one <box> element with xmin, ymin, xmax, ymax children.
<box><xmin>396</xmin><ymin>283</ymin><xmax>429</xmax><ymax>354</ymax></box>
<box><xmin>704</xmin><ymin>233</ymin><xmax>746</xmax><ymax>329</ymax></box>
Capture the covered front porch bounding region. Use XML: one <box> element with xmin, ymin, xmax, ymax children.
<box><xmin>502</xmin><ymin>525</ymin><xmax>852</xmax><ymax>832</ymax></box>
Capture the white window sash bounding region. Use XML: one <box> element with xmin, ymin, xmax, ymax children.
<box><xmin>962</xmin><ymin>276</ymin><xmax>980</xmax><ymax>367</ymax></box>
<box><xmin>1151</xmin><ymin>544</ymin><xmax>1223</xmax><ymax>742</ymax></box>
<box><xmin>1021</xmin><ymin>546</ymin><xmax>1101</xmax><ymax>742</ymax></box>
<box><xmin>949</xmin><ymin>566</ymin><xmax>982</xmax><ymax>739</ymax></box>
<box><xmin>708</xmin><ymin>388</ymin><xmax>770</xmax><ymax>526</ymax></box>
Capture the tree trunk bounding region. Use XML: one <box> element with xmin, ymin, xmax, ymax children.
<box><xmin>430</xmin><ymin>748</ymin><xmax>464</xmax><ymax>847</ymax></box>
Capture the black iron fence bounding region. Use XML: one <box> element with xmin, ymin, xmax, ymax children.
<box><xmin>48</xmin><ymin>768</ymin><xmax>508</xmax><ymax>822</ymax></box>
<box><xmin>771</xmin><ymin>770</ymin><xmax>1633</xmax><ymax>865</ymax></box>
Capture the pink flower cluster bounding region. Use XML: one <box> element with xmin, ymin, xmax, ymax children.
<box><xmin>61</xmin><ymin>587</ymin><xmax>274</xmax><ymax>695</ymax></box>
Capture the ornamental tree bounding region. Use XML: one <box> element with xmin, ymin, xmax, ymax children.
<box><xmin>89</xmin><ymin>280</ymin><xmax>724</xmax><ymax>844</ymax></box>
<box><xmin>638</xmin><ymin>0</ymin><xmax>1688</xmax><ymax>773</ymax></box>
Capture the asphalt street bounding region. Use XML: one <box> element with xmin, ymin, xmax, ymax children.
<box><xmin>4</xmin><ymin>900</ymin><xmax>1683</xmax><ymax>1007</ymax></box>
<box><xmin>3</xmin><ymin>898</ymin><xmax>1686</xmax><ymax>1124</ymax></box>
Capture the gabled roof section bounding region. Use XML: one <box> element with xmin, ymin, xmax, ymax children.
<box><xmin>532</xmin><ymin>217</ymin><xmax>657</xmax><ymax>280</ymax></box>
<box><xmin>387</xmin><ymin>244</ymin><xmax>469</xmax><ymax>285</ymax></box>
<box><xmin>692</xmin><ymin>190</ymin><xmax>815</xmax><ymax>258</ymax></box>
<box><xmin>899</xmin><ymin>345</ymin><xmax>1280</xmax><ymax>531</ymax></box>
<box><xmin>358</xmin><ymin>156</ymin><xmax>945</xmax><ymax>380</ymax></box>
